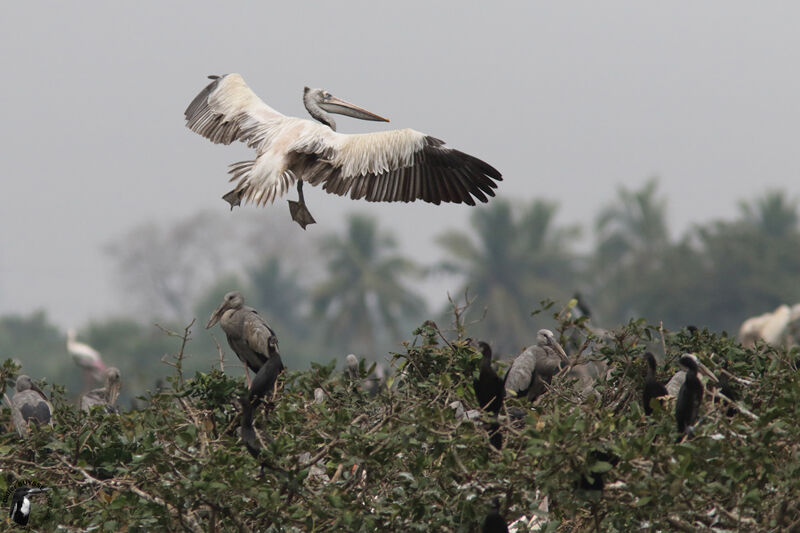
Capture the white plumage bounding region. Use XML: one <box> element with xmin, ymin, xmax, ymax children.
<box><xmin>184</xmin><ymin>74</ymin><xmax>502</xmax><ymax>224</ymax></box>
<box><xmin>66</xmin><ymin>328</ymin><xmax>106</xmax><ymax>381</ymax></box>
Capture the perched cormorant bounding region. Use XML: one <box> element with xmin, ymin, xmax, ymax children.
<box><xmin>676</xmin><ymin>354</ymin><xmax>703</xmax><ymax>437</ymax></box>
<box><xmin>713</xmin><ymin>363</ymin><xmax>739</xmax><ymax>417</ymax></box>
<box><xmin>473</xmin><ymin>341</ymin><xmax>504</xmax><ymax>414</ymax></box>
<box><xmin>577</xmin><ymin>450</ymin><xmax>619</xmax><ymax>492</ymax></box>
<box><xmin>239</xmin><ymin>337</ymin><xmax>284</xmax><ymax>469</ymax></box>
<box><xmin>482</xmin><ymin>498</ymin><xmax>509</xmax><ymax>533</ymax></box>
<box><xmin>9</xmin><ymin>487</ymin><xmax>49</xmax><ymax>526</ymax></box>
<box><xmin>641</xmin><ymin>352</ymin><xmax>668</xmax><ymax>416</ymax></box>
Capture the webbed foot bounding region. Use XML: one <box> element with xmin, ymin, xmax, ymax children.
<box><xmin>288</xmin><ymin>200</ymin><xmax>316</xmax><ymax>229</ymax></box>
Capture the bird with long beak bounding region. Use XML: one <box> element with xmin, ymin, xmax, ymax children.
<box><xmin>206</xmin><ymin>291</ymin><xmax>279</xmax><ymax>387</ymax></box>
<box><xmin>81</xmin><ymin>367</ymin><xmax>122</xmax><ymax>413</ymax></box>
<box><xmin>505</xmin><ymin>329</ymin><xmax>570</xmax><ymax>401</ymax></box>
<box><xmin>185</xmin><ymin>74</ymin><xmax>502</xmax><ymax>229</ymax></box>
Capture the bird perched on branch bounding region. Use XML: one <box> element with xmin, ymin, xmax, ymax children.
<box><xmin>9</xmin><ymin>486</ymin><xmax>49</xmax><ymax>526</ymax></box>
<box><xmin>472</xmin><ymin>341</ymin><xmax>504</xmax><ymax>415</ymax></box>
<box><xmin>641</xmin><ymin>352</ymin><xmax>668</xmax><ymax>416</ymax></box>
<box><xmin>10</xmin><ymin>375</ymin><xmax>52</xmax><ymax>437</ymax></box>
<box><xmin>505</xmin><ymin>329</ymin><xmax>569</xmax><ymax>401</ymax></box>
<box><xmin>676</xmin><ymin>354</ymin><xmax>704</xmax><ymax>438</ymax></box>
<box><xmin>206</xmin><ymin>291</ymin><xmax>279</xmax><ymax>386</ymax></box>
<box><xmin>240</xmin><ymin>337</ymin><xmax>284</xmax><ymax>473</ymax></box>
<box><xmin>184</xmin><ymin>74</ymin><xmax>502</xmax><ymax>229</ymax></box>
<box><xmin>81</xmin><ymin>367</ymin><xmax>122</xmax><ymax>413</ymax></box>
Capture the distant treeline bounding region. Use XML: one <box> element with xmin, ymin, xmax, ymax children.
<box><xmin>2</xmin><ymin>179</ymin><xmax>799</xmax><ymax>399</ymax></box>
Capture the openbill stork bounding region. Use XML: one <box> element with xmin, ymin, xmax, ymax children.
<box><xmin>206</xmin><ymin>291</ymin><xmax>279</xmax><ymax>386</ymax></box>
<box><xmin>10</xmin><ymin>375</ymin><xmax>52</xmax><ymax>437</ymax></box>
<box><xmin>185</xmin><ymin>74</ymin><xmax>502</xmax><ymax>229</ymax></box>
<box><xmin>504</xmin><ymin>329</ymin><xmax>569</xmax><ymax>401</ymax></box>
<box><xmin>81</xmin><ymin>367</ymin><xmax>122</xmax><ymax>413</ymax></box>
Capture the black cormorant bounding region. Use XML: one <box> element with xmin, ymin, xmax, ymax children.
<box><xmin>642</xmin><ymin>352</ymin><xmax>668</xmax><ymax>415</ymax></box>
<box><xmin>676</xmin><ymin>354</ymin><xmax>703</xmax><ymax>437</ymax></box>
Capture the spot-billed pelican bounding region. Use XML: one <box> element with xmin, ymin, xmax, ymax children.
<box><xmin>185</xmin><ymin>74</ymin><xmax>503</xmax><ymax>229</ymax></box>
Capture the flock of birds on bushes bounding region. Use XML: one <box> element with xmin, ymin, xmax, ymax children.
<box><xmin>5</xmin><ymin>74</ymin><xmax>799</xmax><ymax>528</ymax></box>
<box><xmin>6</xmin><ymin>287</ymin><xmax>795</xmax><ymax>529</ymax></box>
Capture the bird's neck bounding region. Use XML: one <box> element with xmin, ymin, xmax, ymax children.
<box><xmin>304</xmin><ymin>99</ymin><xmax>337</xmax><ymax>131</ymax></box>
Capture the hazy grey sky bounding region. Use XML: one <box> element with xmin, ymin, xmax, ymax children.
<box><xmin>1</xmin><ymin>2</ymin><xmax>798</xmax><ymax>326</ymax></box>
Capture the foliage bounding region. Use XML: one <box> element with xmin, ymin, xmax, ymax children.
<box><xmin>3</xmin><ymin>314</ymin><xmax>799</xmax><ymax>531</ymax></box>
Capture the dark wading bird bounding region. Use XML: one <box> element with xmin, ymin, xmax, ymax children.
<box><xmin>10</xmin><ymin>375</ymin><xmax>52</xmax><ymax>437</ymax></box>
<box><xmin>240</xmin><ymin>336</ymin><xmax>284</xmax><ymax>472</ymax></box>
<box><xmin>505</xmin><ymin>329</ymin><xmax>569</xmax><ymax>401</ymax></box>
<box><xmin>642</xmin><ymin>352</ymin><xmax>668</xmax><ymax>416</ymax></box>
<box><xmin>206</xmin><ymin>291</ymin><xmax>280</xmax><ymax>386</ymax></box>
<box><xmin>471</xmin><ymin>341</ymin><xmax>505</xmax><ymax>449</ymax></box>
<box><xmin>9</xmin><ymin>487</ymin><xmax>49</xmax><ymax>526</ymax></box>
<box><xmin>576</xmin><ymin>450</ymin><xmax>620</xmax><ymax>492</ymax></box>
<box><xmin>676</xmin><ymin>354</ymin><xmax>704</xmax><ymax>438</ymax></box>
<box><xmin>81</xmin><ymin>367</ymin><xmax>122</xmax><ymax>413</ymax></box>
<box><xmin>482</xmin><ymin>498</ymin><xmax>509</xmax><ymax>533</ymax></box>
<box><xmin>473</xmin><ymin>341</ymin><xmax>504</xmax><ymax>415</ymax></box>
<box><xmin>184</xmin><ymin>74</ymin><xmax>503</xmax><ymax>229</ymax></box>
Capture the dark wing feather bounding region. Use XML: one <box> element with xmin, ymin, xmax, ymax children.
<box><xmin>287</xmin><ymin>136</ymin><xmax>501</xmax><ymax>205</ymax></box>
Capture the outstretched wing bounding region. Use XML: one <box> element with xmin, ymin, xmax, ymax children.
<box><xmin>184</xmin><ymin>73</ymin><xmax>286</xmax><ymax>148</ymax></box>
<box><xmin>287</xmin><ymin>131</ymin><xmax>502</xmax><ymax>205</ymax></box>
<box><xmin>186</xmin><ymin>74</ymin><xmax>502</xmax><ymax>208</ymax></box>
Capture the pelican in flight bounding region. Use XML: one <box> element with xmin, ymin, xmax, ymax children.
<box><xmin>185</xmin><ymin>74</ymin><xmax>502</xmax><ymax>229</ymax></box>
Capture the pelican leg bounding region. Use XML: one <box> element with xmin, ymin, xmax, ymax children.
<box><xmin>245</xmin><ymin>366</ymin><xmax>252</xmax><ymax>388</ymax></box>
<box><xmin>288</xmin><ymin>181</ymin><xmax>316</xmax><ymax>229</ymax></box>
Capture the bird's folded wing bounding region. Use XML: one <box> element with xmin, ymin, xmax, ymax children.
<box><xmin>243</xmin><ymin>311</ymin><xmax>276</xmax><ymax>356</ymax></box>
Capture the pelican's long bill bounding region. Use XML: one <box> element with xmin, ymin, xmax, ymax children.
<box><xmin>319</xmin><ymin>94</ymin><xmax>390</xmax><ymax>122</ymax></box>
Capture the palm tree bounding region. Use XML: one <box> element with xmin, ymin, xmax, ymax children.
<box><xmin>594</xmin><ymin>178</ymin><xmax>669</xmax><ymax>269</ymax></box>
<box><xmin>739</xmin><ymin>190</ymin><xmax>798</xmax><ymax>238</ymax></box>
<box><xmin>312</xmin><ymin>214</ymin><xmax>425</xmax><ymax>357</ymax></box>
<box><xmin>437</xmin><ymin>199</ymin><xmax>578</xmax><ymax>354</ymax></box>
<box><xmin>590</xmin><ymin>179</ymin><xmax>671</xmax><ymax>321</ymax></box>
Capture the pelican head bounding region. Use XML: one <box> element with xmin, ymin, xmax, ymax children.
<box><xmin>303</xmin><ymin>87</ymin><xmax>389</xmax><ymax>130</ymax></box>
<box><xmin>206</xmin><ymin>291</ymin><xmax>245</xmax><ymax>329</ymax></box>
